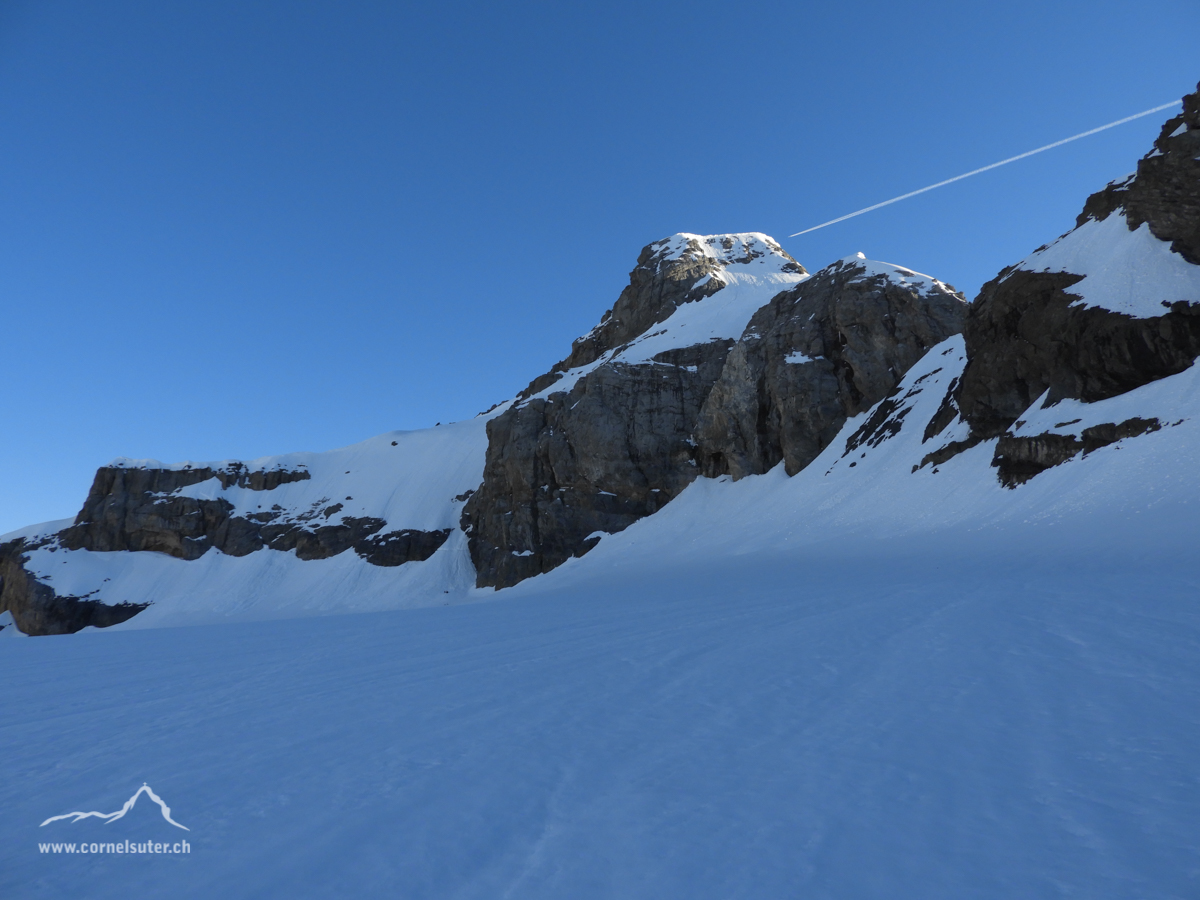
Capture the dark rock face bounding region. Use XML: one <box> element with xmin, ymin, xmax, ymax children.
<box><xmin>464</xmin><ymin>343</ymin><xmax>731</xmax><ymax>588</ymax></box>
<box><xmin>0</xmin><ymin>537</ymin><xmax>147</xmax><ymax>636</ymax></box>
<box><xmin>465</xmin><ymin>234</ymin><xmax>806</xmax><ymax>589</ymax></box>
<box><xmin>1077</xmin><ymin>90</ymin><xmax>1200</xmax><ymax>266</ymax></box>
<box><xmin>463</xmin><ymin>242</ymin><xmax>967</xmax><ymax>590</ymax></box>
<box><xmin>1</xmin><ymin>463</ymin><xmax>452</xmax><ymax>634</ymax></box>
<box><xmin>356</xmin><ymin>528</ymin><xmax>453</xmax><ymax>567</ymax></box>
<box><xmin>951</xmin><ymin>83</ymin><xmax>1200</xmax><ymax>445</ymax></box>
<box><xmin>55</xmin><ymin>464</ymin><xmax>451</xmax><ymax>566</ymax></box>
<box><xmin>695</xmin><ymin>258</ymin><xmax>968</xmax><ymax>479</ymax></box>
<box><xmin>992</xmin><ymin>417</ymin><xmax>1162</xmax><ymax>488</ymax></box>
<box><xmin>956</xmin><ymin>272</ymin><xmax>1200</xmax><ymax>440</ymax></box>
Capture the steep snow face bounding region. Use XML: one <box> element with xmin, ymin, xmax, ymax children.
<box><xmin>1013</xmin><ymin>210</ymin><xmax>1200</xmax><ymax>318</ymax></box>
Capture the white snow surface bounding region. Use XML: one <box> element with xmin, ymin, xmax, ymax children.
<box><xmin>4</xmin><ymin>344</ymin><xmax>1200</xmax><ymax>896</ymax></box>
<box><xmin>837</xmin><ymin>251</ymin><xmax>960</xmax><ymax>296</ymax></box>
<box><xmin>784</xmin><ymin>350</ymin><xmax>817</xmax><ymax>364</ymax></box>
<box><xmin>1014</xmin><ymin>210</ymin><xmax>1200</xmax><ymax>317</ymax></box>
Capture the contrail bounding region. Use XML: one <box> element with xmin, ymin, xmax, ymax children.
<box><xmin>788</xmin><ymin>100</ymin><xmax>1182</xmax><ymax>238</ymax></box>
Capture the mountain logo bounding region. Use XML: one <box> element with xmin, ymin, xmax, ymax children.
<box><xmin>40</xmin><ymin>783</ymin><xmax>190</xmax><ymax>831</ymax></box>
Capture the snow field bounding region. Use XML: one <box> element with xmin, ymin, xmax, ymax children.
<box><xmin>2</xmin><ymin>537</ymin><xmax>1197</xmax><ymax>898</ymax></box>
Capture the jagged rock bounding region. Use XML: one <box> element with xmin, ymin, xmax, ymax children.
<box><xmin>949</xmin><ymin>82</ymin><xmax>1200</xmax><ymax>444</ymax></box>
<box><xmin>0</xmin><ymin>461</ymin><xmax>453</xmax><ymax>633</ymax></box>
<box><xmin>695</xmin><ymin>256</ymin><xmax>968</xmax><ymax>479</ymax></box>
<box><xmin>59</xmin><ymin>464</ymin><xmax>313</xmax><ymax>559</ymax></box>
<box><xmin>518</xmin><ymin>233</ymin><xmax>806</xmax><ymax>399</ymax></box>
<box><xmin>49</xmin><ymin>462</ymin><xmax>453</xmax><ymax>568</ymax></box>
<box><xmin>992</xmin><ymin>417</ymin><xmax>1162</xmax><ymax>487</ymax></box>
<box><xmin>464</xmin><ymin>234</ymin><xmax>806</xmax><ymax>589</ymax></box>
<box><xmin>0</xmin><ymin>537</ymin><xmax>147</xmax><ymax>636</ymax></box>
<box><xmin>355</xmin><ymin>529</ymin><xmax>453</xmax><ymax>567</ymax></box>
<box><xmin>1077</xmin><ymin>91</ymin><xmax>1200</xmax><ymax>265</ymax></box>
<box><xmin>955</xmin><ymin>271</ymin><xmax>1200</xmax><ymax>440</ymax></box>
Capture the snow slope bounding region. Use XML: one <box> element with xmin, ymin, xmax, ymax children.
<box><xmin>2</xmin><ymin>485</ymin><xmax>1197</xmax><ymax>898</ymax></box>
<box><xmin>1013</xmin><ymin>210</ymin><xmax>1200</xmax><ymax>317</ymax></box>
<box><xmin>5</xmin><ymin>329</ymin><xmax>1200</xmax><ymax>896</ymax></box>
<box><xmin>4</xmin><ymin>237</ymin><xmax>1200</xmax><ymax>895</ymax></box>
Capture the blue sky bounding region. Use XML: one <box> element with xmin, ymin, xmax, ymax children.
<box><xmin>1</xmin><ymin>0</ymin><xmax>1197</xmax><ymax>534</ymax></box>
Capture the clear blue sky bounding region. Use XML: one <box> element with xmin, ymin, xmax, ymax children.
<box><xmin>1</xmin><ymin>0</ymin><xmax>1197</xmax><ymax>535</ymax></box>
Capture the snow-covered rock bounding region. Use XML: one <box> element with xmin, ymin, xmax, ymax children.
<box><xmin>695</xmin><ymin>253</ymin><xmax>967</xmax><ymax>480</ymax></box>
<box><xmin>953</xmin><ymin>82</ymin><xmax>1200</xmax><ymax>441</ymax></box>
<box><xmin>3</xmin><ymin>84</ymin><xmax>1200</xmax><ymax>634</ymax></box>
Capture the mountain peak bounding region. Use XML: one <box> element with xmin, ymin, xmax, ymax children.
<box><xmin>643</xmin><ymin>232</ymin><xmax>805</xmax><ymax>276</ymax></box>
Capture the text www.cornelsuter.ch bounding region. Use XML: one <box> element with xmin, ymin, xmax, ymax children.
<box><xmin>39</xmin><ymin>839</ymin><xmax>190</xmax><ymax>854</ymax></box>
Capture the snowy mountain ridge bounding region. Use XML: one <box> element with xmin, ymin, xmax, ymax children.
<box><xmin>2</xmin><ymin>83</ymin><xmax>1199</xmax><ymax>634</ymax></box>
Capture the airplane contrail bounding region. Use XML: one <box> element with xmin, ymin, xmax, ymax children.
<box><xmin>788</xmin><ymin>100</ymin><xmax>1182</xmax><ymax>238</ymax></box>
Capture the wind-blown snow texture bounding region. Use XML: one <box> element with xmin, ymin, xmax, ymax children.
<box><xmin>3</xmin><ymin>465</ymin><xmax>1198</xmax><ymax>898</ymax></box>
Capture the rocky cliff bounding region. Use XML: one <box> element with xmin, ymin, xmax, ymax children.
<box><xmin>695</xmin><ymin>255</ymin><xmax>967</xmax><ymax>480</ymax></box>
<box><xmin>462</xmin><ymin>237</ymin><xmax>967</xmax><ymax>589</ymax></box>
<box><xmin>4</xmin><ymin>84</ymin><xmax>1199</xmax><ymax>633</ymax></box>
<box><xmin>922</xmin><ymin>81</ymin><xmax>1200</xmax><ymax>482</ymax></box>
<box><xmin>0</xmin><ymin>422</ymin><xmax>487</xmax><ymax>634</ymax></box>
<box><xmin>461</xmin><ymin>234</ymin><xmax>804</xmax><ymax>588</ymax></box>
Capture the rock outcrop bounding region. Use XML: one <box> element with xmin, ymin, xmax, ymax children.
<box><xmin>0</xmin><ymin>461</ymin><xmax>453</xmax><ymax>635</ymax></box>
<box><xmin>941</xmin><ymin>82</ymin><xmax>1200</xmax><ymax>449</ymax></box>
<box><xmin>56</xmin><ymin>463</ymin><xmax>451</xmax><ymax>565</ymax></box>
<box><xmin>463</xmin><ymin>234</ymin><xmax>803</xmax><ymax>589</ymax></box>
<box><xmin>463</xmin><ymin>340</ymin><xmax>733</xmax><ymax>589</ymax></box>
<box><xmin>518</xmin><ymin>233</ymin><xmax>807</xmax><ymax>398</ymax></box>
<box><xmin>0</xmin><ymin>536</ymin><xmax>147</xmax><ymax>635</ymax></box>
<box><xmin>8</xmin><ymin>87</ymin><xmax>1199</xmax><ymax>631</ymax></box>
<box><xmin>695</xmin><ymin>255</ymin><xmax>968</xmax><ymax>479</ymax></box>
<box><xmin>463</xmin><ymin>238</ymin><xmax>967</xmax><ymax>589</ymax></box>
<box><xmin>992</xmin><ymin>417</ymin><xmax>1162</xmax><ymax>488</ymax></box>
